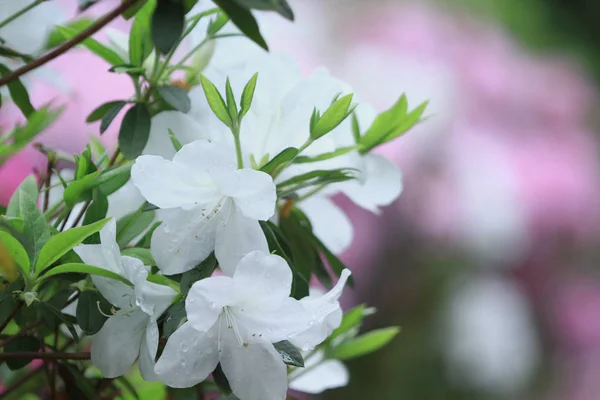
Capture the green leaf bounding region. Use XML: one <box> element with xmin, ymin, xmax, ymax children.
<box><xmin>40</xmin><ymin>301</ymin><xmax>80</xmax><ymax>341</ymax></box>
<box><xmin>239</xmin><ymin>72</ymin><xmax>258</xmax><ymax>118</ymax></box>
<box><xmin>122</xmin><ymin>0</ymin><xmax>149</xmax><ymax>19</ymax></box>
<box><xmin>328</xmin><ymin>304</ymin><xmax>367</xmax><ymax>343</ymax></box>
<box><xmin>129</xmin><ymin>0</ymin><xmax>155</xmax><ymax>66</ymax></box>
<box><xmin>157</xmin><ymin>85</ymin><xmax>191</xmax><ymax>113</ymax></box>
<box><xmin>45</xmin><ymin>18</ymin><xmax>95</xmax><ymax>49</ymax></box>
<box><xmin>19</xmin><ymin>192</ymin><xmax>51</xmax><ymax>269</ymax></box>
<box><xmin>56</xmin><ymin>25</ymin><xmax>125</xmax><ymax>65</ymax></box>
<box><xmin>87</xmin><ymin>100</ymin><xmax>128</xmax><ymax>123</ymax></box>
<box><xmin>213</xmin><ymin>0</ymin><xmax>268</xmax><ymax>50</ymax></box>
<box><xmin>121</xmin><ymin>248</ymin><xmax>156</xmax><ymax>266</ymax></box>
<box><xmin>6</xmin><ymin>175</ymin><xmax>38</xmax><ymax>218</ymax></box>
<box><xmin>277</xmin><ymin>168</ymin><xmax>356</xmax><ymax>191</ymax></box>
<box><xmin>0</xmin><ymin>231</ymin><xmax>29</xmax><ymax>272</ymax></box>
<box><xmin>382</xmin><ymin>100</ymin><xmax>429</xmax><ymax>143</ymax></box>
<box><xmin>116</xmin><ymin>209</ymin><xmax>155</xmax><ymax>247</ymax></box>
<box><xmin>351</xmin><ymin>112</ymin><xmax>360</xmax><ymax>143</ymax></box>
<box><xmin>168</xmin><ymin>128</ymin><xmax>183</xmax><ymax>151</ymax></box>
<box><xmin>212</xmin><ymin>364</ymin><xmax>232</xmax><ymax>394</ymax></box>
<box><xmin>260</xmin><ymin>147</ymin><xmax>298</xmax><ymax>175</ymax></box>
<box><xmin>35</xmin><ymin>218</ymin><xmax>110</xmax><ymax>273</ymax></box>
<box><xmin>330</xmin><ymin>327</ymin><xmax>400</xmax><ymax>360</ymax></box>
<box><xmin>293</xmin><ymin>146</ymin><xmax>356</xmax><ymax>164</ymax></box>
<box><xmin>76</xmin><ymin>290</ymin><xmax>110</xmax><ymax>335</ymax></box>
<box><xmin>311</xmin><ymin>94</ymin><xmax>354</xmax><ymax>140</ymax></box>
<box><xmin>273</xmin><ymin>340</ymin><xmax>304</xmax><ymax>367</ymax></box>
<box><xmin>39</xmin><ymin>263</ymin><xmax>133</xmax><ymax>286</ymax></box>
<box><xmin>82</xmin><ymin>189</ymin><xmax>109</xmax><ymax>244</ymax></box>
<box><xmin>179</xmin><ymin>253</ymin><xmax>217</xmax><ymax>296</ymax></box>
<box><xmin>151</xmin><ymin>0</ymin><xmax>185</xmax><ymax>54</ymax></box>
<box><xmin>4</xmin><ymin>336</ymin><xmax>41</xmax><ymax>370</ymax></box>
<box><xmin>63</xmin><ymin>162</ymin><xmax>132</xmax><ymax>207</ymax></box>
<box><xmin>199</xmin><ymin>75</ymin><xmax>232</xmax><ymax>128</ymax></box>
<box><xmin>162</xmin><ymin>301</ymin><xmax>186</xmax><ymax>339</ymax></box>
<box><xmin>225</xmin><ymin>77</ymin><xmax>238</xmax><ymax>122</ymax></box>
<box><xmin>119</xmin><ymin>104</ymin><xmax>151</xmax><ymax>159</ymax></box>
<box><xmin>233</xmin><ymin>0</ymin><xmax>294</xmax><ymax>20</ymax></box>
<box><xmin>0</xmin><ymin>63</ymin><xmax>35</xmax><ymax>118</ymax></box>
<box><xmin>207</xmin><ymin>12</ymin><xmax>230</xmax><ymax>36</ymax></box>
<box><xmin>99</xmin><ymin>101</ymin><xmax>128</xmax><ymax>134</ymax></box>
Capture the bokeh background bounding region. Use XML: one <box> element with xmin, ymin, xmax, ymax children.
<box><xmin>3</xmin><ymin>0</ymin><xmax>600</xmax><ymax>399</ymax></box>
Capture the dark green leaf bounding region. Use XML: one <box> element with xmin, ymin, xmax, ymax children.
<box><xmin>4</xmin><ymin>336</ymin><xmax>40</xmax><ymax>370</ymax></box>
<box><xmin>100</xmin><ymin>101</ymin><xmax>128</xmax><ymax>133</ymax></box>
<box><xmin>162</xmin><ymin>301</ymin><xmax>186</xmax><ymax>339</ymax></box>
<box><xmin>116</xmin><ymin>208</ymin><xmax>155</xmax><ymax>247</ymax></box>
<box><xmin>274</xmin><ymin>340</ymin><xmax>304</xmax><ymax>367</ymax></box>
<box><xmin>213</xmin><ymin>0</ymin><xmax>268</xmax><ymax>50</ymax></box>
<box><xmin>76</xmin><ymin>290</ymin><xmax>110</xmax><ymax>335</ymax></box>
<box><xmin>157</xmin><ymin>85</ymin><xmax>191</xmax><ymax>113</ymax></box>
<box><xmin>151</xmin><ymin>0</ymin><xmax>185</xmax><ymax>54</ymax></box>
<box><xmin>122</xmin><ymin>0</ymin><xmax>149</xmax><ymax>19</ymax></box>
<box><xmin>119</xmin><ymin>104</ymin><xmax>151</xmax><ymax>159</ymax></box>
<box><xmin>129</xmin><ymin>0</ymin><xmax>155</xmax><ymax>66</ymax></box>
<box><xmin>233</xmin><ymin>0</ymin><xmax>294</xmax><ymax>20</ymax></box>
<box><xmin>82</xmin><ymin>189</ymin><xmax>109</xmax><ymax>244</ymax></box>
<box><xmin>277</xmin><ymin>168</ymin><xmax>356</xmax><ymax>191</ymax></box>
<box><xmin>87</xmin><ymin>100</ymin><xmax>127</xmax><ymax>123</ymax></box>
<box><xmin>0</xmin><ymin>63</ymin><xmax>35</xmax><ymax>118</ymax></box>
<box><xmin>179</xmin><ymin>253</ymin><xmax>217</xmax><ymax>296</ymax></box>
<box><xmin>212</xmin><ymin>364</ymin><xmax>232</xmax><ymax>394</ymax></box>
<box><xmin>39</xmin><ymin>301</ymin><xmax>79</xmax><ymax>341</ymax></box>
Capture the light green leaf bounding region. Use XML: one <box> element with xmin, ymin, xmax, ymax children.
<box><xmin>86</xmin><ymin>100</ymin><xmax>127</xmax><ymax>123</ymax></box>
<box><xmin>294</xmin><ymin>146</ymin><xmax>356</xmax><ymax>164</ymax></box>
<box><xmin>129</xmin><ymin>0</ymin><xmax>155</xmax><ymax>66</ymax></box>
<box><xmin>199</xmin><ymin>75</ymin><xmax>232</xmax><ymax>128</ymax></box>
<box><xmin>327</xmin><ymin>304</ymin><xmax>367</xmax><ymax>343</ymax></box>
<box><xmin>311</xmin><ymin>93</ymin><xmax>354</xmax><ymax>140</ymax></box>
<box><xmin>168</xmin><ymin>128</ymin><xmax>183</xmax><ymax>152</ymax></box>
<box><xmin>330</xmin><ymin>327</ymin><xmax>400</xmax><ymax>360</ymax></box>
<box><xmin>239</xmin><ymin>72</ymin><xmax>258</xmax><ymax>119</ymax></box>
<box><xmin>259</xmin><ymin>147</ymin><xmax>298</xmax><ymax>175</ymax></box>
<box><xmin>0</xmin><ymin>63</ymin><xmax>35</xmax><ymax>118</ymax></box>
<box><xmin>0</xmin><ymin>231</ymin><xmax>29</xmax><ymax>272</ymax></box>
<box><xmin>63</xmin><ymin>162</ymin><xmax>132</xmax><ymax>207</ymax></box>
<box><xmin>225</xmin><ymin>77</ymin><xmax>238</xmax><ymax>123</ymax></box>
<box><xmin>6</xmin><ymin>175</ymin><xmax>38</xmax><ymax>218</ymax></box>
<box><xmin>116</xmin><ymin>209</ymin><xmax>155</xmax><ymax>247</ymax></box>
<box><xmin>39</xmin><ymin>263</ymin><xmax>133</xmax><ymax>286</ymax></box>
<box><xmin>157</xmin><ymin>85</ymin><xmax>191</xmax><ymax>113</ymax></box>
<box><xmin>56</xmin><ymin>25</ymin><xmax>125</xmax><ymax>65</ymax></box>
<box><xmin>35</xmin><ymin>218</ymin><xmax>111</xmax><ymax>273</ymax></box>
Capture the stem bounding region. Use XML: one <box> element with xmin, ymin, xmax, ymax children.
<box><xmin>42</xmin><ymin>158</ymin><xmax>54</xmax><ymax>213</ymax></box>
<box><xmin>0</xmin><ymin>0</ymin><xmax>140</xmax><ymax>87</ymax></box>
<box><xmin>70</xmin><ymin>201</ymin><xmax>91</xmax><ymax>228</ymax></box>
<box><xmin>0</xmin><ymin>0</ymin><xmax>44</xmax><ymax>31</ymax></box>
<box><xmin>0</xmin><ymin>352</ymin><xmax>91</xmax><ymax>361</ymax></box>
<box><xmin>232</xmin><ymin>125</ymin><xmax>244</xmax><ymax>169</ymax></box>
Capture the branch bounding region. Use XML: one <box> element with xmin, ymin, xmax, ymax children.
<box><xmin>0</xmin><ymin>0</ymin><xmax>140</xmax><ymax>87</ymax></box>
<box><xmin>0</xmin><ymin>352</ymin><xmax>91</xmax><ymax>361</ymax></box>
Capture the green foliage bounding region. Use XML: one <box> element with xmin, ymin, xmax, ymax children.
<box><xmin>233</xmin><ymin>0</ymin><xmax>294</xmax><ymax>20</ymax></box>
<box><xmin>151</xmin><ymin>0</ymin><xmax>186</xmax><ymax>54</ymax></box>
<box><xmin>129</xmin><ymin>0</ymin><xmax>155</xmax><ymax>66</ymax></box>
<box><xmin>20</xmin><ymin>192</ymin><xmax>51</xmax><ymax>270</ymax></box>
<box><xmin>162</xmin><ymin>301</ymin><xmax>186</xmax><ymax>339</ymax></box>
<box><xmin>213</xmin><ymin>0</ymin><xmax>268</xmax><ymax>50</ymax></box>
<box><xmin>82</xmin><ymin>189</ymin><xmax>109</xmax><ymax>244</ymax></box>
<box><xmin>277</xmin><ymin>168</ymin><xmax>356</xmax><ymax>198</ymax></box>
<box><xmin>76</xmin><ymin>290</ymin><xmax>111</xmax><ymax>335</ymax></box>
<box><xmin>329</xmin><ymin>327</ymin><xmax>400</xmax><ymax>360</ymax></box>
<box><xmin>6</xmin><ymin>175</ymin><xmax>38</xmax><ymax>218</ymax></box>
<box><xmin>119</xmin><ymin>104</ymin><xmax>152</xmax><ymax>159</ymax></box>
<box><xmin>259</xmin><ymin>147</ymin><xmax>298</xmax><ymax>175</ymax></box>
<box><xmin>0</xmin><ymin>63</ymin><xmax>35</xmax><ymax>118</ymax></box>
<box><xmin>38</xmin><ymin>263</ymin><xmax>133</xmax><ymax>286</ymax></box>
<box><xmin>239</xmin><ymin>72</ymin><xmax>258</xmax><ymax>118</ymax></box>
<box><xmin>64</xmin><ymin>162</ymin><xmax>132</xmax><ymax>206</ymax></box>
<box><xmin>0</xmin><ymin>231</ymin><xmax>29</xmax><ymax>272</ymax></box>
<box><xmin>35</xmin><ymin>218</ymin><xmax>110</xmax><ymax>273</ymax></box>
<box><xmin>310</xmin><ymin>93</ymin><xmax>355</xmax><ymax>140</ymax></box>
<box><xmin>4</xmin><ymin>336</ymin><xmax>41</xmax><ymax>370</ymax></box>
<box><xmin>116</xmin><ymin>207</ymin><xmax>155</xmax><ymax>247</ymax></box>
<box><xmin>45</xmin><ymin>18</ymin><xmax>95</xmax><ymax>48</ymax></box>
<box><xmin>157</xmin><ymin>85</ymin><xmax>192</xmax><ymax>113</ymax></box>
<box><xmin>56</xmin><ymin>25</ymin><xmax>125</xmax><ymax>65</ymax></box>
<box><xmin>121</xmin><ymin>247</ymin><xmax>156</xmax><ymax>266</ymax></box>
<box><xmin>199</xmin><ymin>75</ymin><xmax>232</xmax><ymax>128</ymax></box>
<box><xmin>179</xmin><ymin>253</ymin><xmax>217</xmax><ymax>295</ymax></box>
<box><xmin>273</xmin><ymin>340</ymin><xmax>304</xmax><ymax>367</ymax></box>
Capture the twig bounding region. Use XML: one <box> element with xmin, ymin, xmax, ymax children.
<box><xmin>70</xmin><ymin>201</ymin><xmax>91</xmax><ymax>228</ymax></box>
<box><xmin>0</xmin><ymin>352</ymin><xmax>91</xmax><ymax>361</ymax></box>
<box><xmin>43</xmin><ymin>158</ymin><xmax>54</xmax><ymax>212</ymax></box>
<box><xmin>0</xmin><ymin>0</ymin><xmax>140</xmax><ymax>87</ymax></box>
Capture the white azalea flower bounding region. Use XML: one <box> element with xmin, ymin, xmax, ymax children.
<box><xmin>289</xmin><ymin>350</ymin><xmax>349</xmax><ymax>394</ymax></box>
<box><xmin>74</xmin><ymin>219</ymin><xmax>177</xmax><ymax>380</ymax></box>
<box><xmin>154</xmin><ymin>250</ymin><xmax>351</xmax><ymax>399</ymax></box>
<box><xmin>131</xmin><ymin>139</ymin><xmax>276</xmax><ymax>275</ymax></box>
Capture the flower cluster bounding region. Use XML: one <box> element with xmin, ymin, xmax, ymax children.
<box><xmin>0</xmin><ymin>1</ymin><xmax>418</xmax><ymax>398</ymax></box>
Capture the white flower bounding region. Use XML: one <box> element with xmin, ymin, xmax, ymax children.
<box><xmin>288</xmin><ymin>350</ymin><xmax>349</xmax><ymax>394</ymax></box>
<box><xmin>154</xmin><ymin>250</ymin><xmax>350</xmax><ymax>399</ymax></box>
<box><xmin>74</xmin><ymin>219</ymin><xmax>177</xmax><ymax>380</ymax></box>
<box><xmin>131</xmin><ymin>139</ymin><xmax>276</xmax><ymax>275</ymax></box>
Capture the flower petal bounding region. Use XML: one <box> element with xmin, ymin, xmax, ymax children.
<box><xmin>290</xmin><ymin>269</ymin><xmax>351</xmax><ymax>349</ymax></box>
<box><xmin>232</xmin><ymin>250</ymin><xmax>292</xmax><ymax>301</ymax></box>
<box><xmin>289</xmin><ymin>359</ymin><xmax>349</xmax><ymax>394</ymax></box>
<box><xmin>91</xmin><ymin>276</ymin><xmax>136</xmax><ymax>310</ymax></box>
<box><xmin>341</xmin><ymin>154</ymin><xmax>403</xmax><ymax>213</ymax></box>
<box><xmin>151</xmin><ymin>208</ymin><xmax>218</xmax><ymax>275</ymax></box>
<box><xmin>135</xmin><ymin>278</ymin><xmax>178</xmax><ymax>319</ymax></box>
<box><xmin>131</xmin><ymin>155</ymin><xmax>210</xmax><ymax>209</ymax></box>
<box><xmin>187</xmin><ymin>276</ymin><xmax>234</xmax><ymax>332</ymax></box>
<box><xmin>231</xmin><ymin>169</ymin><xmax>276</xmax><ymax>221</ymax></box>
<box><xmin>219</xmin><ymin>331</ymin><xmax>287</xmax><ymax>400</ymax></box>
<box><xmin>154</xmin><ymin>322</ymin><xmax>219</xmax><ymax>388</ymax></box>
<box><xmin>143</xmin><ymin>111</ymin><xmax>208</xmax><ymax>159</ymax></box>
<box><xmin>90</xmin><ymin>311</ymin><xmax>147</xmax><ymax>378</ymax></box>
<box><xmin>172</xmin><ymin>139</ymin><xmax>237</xmax><ymax>175</ymax></box>
<box><xmin>138</xmin><ymin>319</ymin><xmax>160</xmax><ymax>381</ymax></box>
<box><xmin>214</xmin><ymin>203</ymin><xmax>269</xmax><ymax>276</ymax></box>
<box><xmin>74</xmin><ymin>219</ymin><xmax>121</xmax><ymax>274</ymax></box>
<box><xmin>299</xmin><ymin>196</ymin><xmax>353</xmax><ymax>254</ymax></box>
